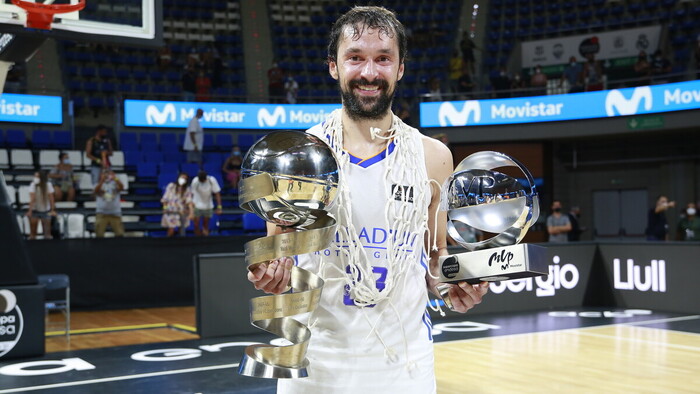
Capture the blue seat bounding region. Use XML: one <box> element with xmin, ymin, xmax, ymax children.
<box><xmin>203</xmin><ymin>134</ymin><xmax>215</xmax><ymax>151</ymax></box>
<box><xmin>163</xmin><ymin>151</ymin><xmax>184</xmax><ymax>163</ymax></box>
<box><xmin>140</xmin><ymin>132</ymin><xmax>157</xmax><ymax>146</ymax></box>
<box><xmin>120</xmin><ymin>139</ymin><xmax>139</xmax><ymax>152</ymax></box>
<box><xmin>159</xmin><ymin>162</ymin><xmax>179</xmax><ymax>176</ymax></box>
<box><xmin>181</xmin><ymin>162</ymin><xmax>199</xmax><ymax>178</ymax></box>
<box><xmin>160</xmin><ymin>132</ymin><xmax>177</xmax><ymax>145</ymax></box>
<box><xmin>0</xmin><ymin>129</ymin><xmax>5</xmax><ymax>147</ymax></box>
<box><xmin>6</xmin><ymin>129</ymin><xmax>26</xmax><ymax>148</ymax></box>
<box><xmin>53</xmin><ymin>130</ymin><xmax>72</xmax><ymax>149</ymax></box>
<box><xmin>32</xmin><ymin>130</ymin><xmax>51</xmax><ymax>149</ymax></box>
<box><xmin>160</xmin><ymin>140</ymin><xmax>178</xmax><ymax>153</ymax></box>
<box><xmin>157</xmin><ymin>173</ymin><xmax>172</xmax><ymax>191</ymax></box>
<box><xmin>237</xmin><ymin>134</ymin><xmax>256</xmax><ymax>151</ymax></box>
<box><xmin>124</xmin><ymin>151</ymin><xmax>143</xmax><ymax>169</ymax></box>
<box><xmin>243</xmin><ymin>213</ymin><xmax>266</xmax><ymax>233</ymax></box>
<box><xmin>142</xmin><ymin>150</ymin><xmax>163</xmax><ymax>163</ymax></box>
<box><xmin>136</xmin><ymin>162</ymin><xmax>158</xmax><ymax>181</ymax></box>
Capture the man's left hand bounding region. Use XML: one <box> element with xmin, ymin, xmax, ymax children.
<box><xmin>444</xmin><ymin>281</ymin><xmax>489</xmax><ymax>313</ymax></box>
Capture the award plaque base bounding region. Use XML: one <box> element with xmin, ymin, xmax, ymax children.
<box><xmin>437</xmin><ymin>244</ymin><xmax>548</xmax><ymax>284</ymax></box>
<box><xmin>239</xmin><ymin>345</ymin><xmax>309</xmax><ymax>379</ymax></box>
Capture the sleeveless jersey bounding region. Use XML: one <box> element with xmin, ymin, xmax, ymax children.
<box><xmin>277</xmin><ymin>123</ymin><xmax>435</xmax><ymax>394</ymax></box>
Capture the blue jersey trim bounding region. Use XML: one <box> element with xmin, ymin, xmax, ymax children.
<box><xmin>346</xmin><ymin>140</ymin><xmax>396</xmax><ymax>168</ymax></box>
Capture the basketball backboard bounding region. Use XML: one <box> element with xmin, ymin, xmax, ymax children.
<box><xmin>0</xmin><ymin>0</ymin><xmax>162</xmax><ymax>48</ymax></box>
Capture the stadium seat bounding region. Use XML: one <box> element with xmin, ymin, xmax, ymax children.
<box><xmin>142</xmin><ymin>151</ymin><xmax>163</xmax><ymax>163</ymax></box>
<box><xmin>10</xmin><ymin>149</ymin><xmax>33</xmax><ymax>169</ymax></box>
<box><xmin>0</xmin><ymin>149</ymin><xmax>9</xmax><ymax>169</ymax></box>
<box><xmin>6</xmin><ymin>185</ymin><xmax>16</xmax><ymax>206</ymax></box>
<box><xmin>237</xmin><ymin>134</ymin><xmax>256</xmax><ymax>151</ymax></box>
<box><xmin>111</xmin><ymin>151</ymin><xmax>125</xmax><ymax>171</ymax></box>
<box><xmin>124</xmin><ymin>150</ymin><xmax>143</xmax><ymax>169</ymax></box>
<box><xmin>181</xmin><ymin>163</ymin><xmax>199</xmax><ymax>178</ymax></box>
<box><xmin>0</xmin><ymin>129</ymin><xmax>4</xmax><ymax>147</ymax></box>
<box><xmin>6</xmin><ymin>130</ymin><xmax>27</xmax><ymax>148</ymax></box>
<box><xmin>160</xmin><ymin>132</ymin><xmax>177</xmax><ymax>145</ymax></box>
<box><xmin>136</xmin><ymin>162</ymin><xmax>158</xmax><ymax>181</ymax></box>
<box><xmin>32</xmin><ymin>130</ymin><xmax>51</xmax><ymax>149</ymax></box>
<box><xmin>243</xmin><ymin>212</ymin><xmax>266</xmax><ymax>234</ymax></box>
<box><xmin>159</xmin><ymin>162</ymin><xmax>179</xmax><ymax>176</ymax></box>
<box><xmin>53</xmin><ymin>131</ymin><xmax>72</xmax><ymax>149</ymax></box>
<box><xmin>39</xmin><ymin>150</ymin><xmax>60</xmax><ymax>169</ymax></box>
<box><xmin>140</xmin><ymin>132</ymin><xmax>157</xmax><ymax>146</ymax></box>
<box><xmin>65</xmin><ymin>150</ymin><xmax>83</xmax><ymax>169</ymax></box>
<box><xmin>215</xmin><ymin>134</ymin><xmax>233</xmax><ymax>151</ymax></box>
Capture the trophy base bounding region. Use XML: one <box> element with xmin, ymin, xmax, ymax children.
<box><xmin>438</xmin><ymin>243</ymin><xmax>548</xmax><ymax>284</ymax></box>
<box><xmin>238</xmin><ymin>346</ymin><xmax>310</xmax><ymax>379</ymax></box>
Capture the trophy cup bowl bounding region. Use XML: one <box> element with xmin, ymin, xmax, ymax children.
<box><xmin>437</xmin><ymin>151</ymin><xmax>547</xmax><ymax>301</ymax></box>
<box><xmin>237</xmin><ymin>131</ymin><xmax>339</xmax><ymax>379</ymax></box>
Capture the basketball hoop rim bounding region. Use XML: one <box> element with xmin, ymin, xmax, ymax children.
<box><xmin>10</xmin><ymin>0</ymin><xmax>86</xmax><ymax>30</ymax></box>
<box><xmin>10</xmin><ymin>0</ymin><xmax>86</xmax><ymax>15</ymax></box>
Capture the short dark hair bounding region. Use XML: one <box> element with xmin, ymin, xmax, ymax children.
<box><xmin>327</xmin><ymin>6</ymin><xmax>407</xmax><ymax>64</ymax></box>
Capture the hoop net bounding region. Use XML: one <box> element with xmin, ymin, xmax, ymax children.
<box><xmin>11</xmin><ymin>0</ymin><xmax>85</xmax><ymax>30</ymax></box>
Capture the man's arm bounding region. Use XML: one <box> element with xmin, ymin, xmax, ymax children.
<box><xmin>423</xmin><ymin>136</ymin><xmax>488</xmax><ymax>313</ymax></box>
<box><xmin>85</xmin><ymin>138</ymin><xmax>98</xmax><ymax>162</ymax></box>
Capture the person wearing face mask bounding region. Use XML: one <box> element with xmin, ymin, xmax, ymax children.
<box><xmin>85</xmin><ymin>125</ymin><xmax>113</xmax><ymax>185</ymax></box>
<box><xmin>546</xmin><ymin>200</ymin><xmax>571</xmax><ymax>242</ymax></box>
<box><xmin>26</xmin><ymin>171</ymin><xmax>56</xmax><ymax>240</ymax></box>
<box><xmin>222</xmin><ymin>145</ymin><xmax>243</xmax><ymax>189</ymax></box>
<box><xmin>677</xmin><ymin>202</ymin><xmax>700</xmax><ymax>241</ymax></box>
<box><xmin>161</xmin><ymin>172</ymin><xmax>194</xmax><ymax>237</ymax></box>
<box><xmin>94</xmin><ymin>169</ymin><xmax>124</xmax><ymax>238</ymax></box>
<box><xmin>530</xmin><ymin>64</ymin><xmax>547</xmax><ymax>96</ymax></box>
<box><xmin>560</xmin><ymin>56</ymin><xmax>583</xmax><ymax>93</ymax></box>
<box><xmin>49</xmin><ymin>152</ymin><xmax>76</xmax><ymax>202</ymax></box>
<box><xmin>645</xmin><ymin>195</ymin><xmax>675</xmax><ymax>241</ymax></box>
<box><xmin>190</xmin><ymin>170</ymin><xmax>222</xmax><ymax>236</ymax></box>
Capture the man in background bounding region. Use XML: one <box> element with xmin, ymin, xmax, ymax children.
<box><xmin>191</xmin><ymin>170</ymin><xmax>222</xmax><ymax>236</ymax></box>
<box><xmin>85</xmin><ymin>125</ymin><xmax>113</xmax><ymax>185</ymax></box>
<box><xmin>547</xmin><ymin>200</ymin><xmax>571</xmax><ymax>242</ymax></box>
<box><xmin>94</xmin><ymin>169</ymin><xmax>124</xmax><ymax>238</ymax></box>
<box><xmin>183</xmin><ymin>108</ymin><xmax>204</xmax><ymax>164</ymax></box>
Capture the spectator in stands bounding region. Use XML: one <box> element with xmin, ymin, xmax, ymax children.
<box><xmin>85</xmin><ymin>125</ymin><xmax>113</xmax><ymax>185</ymax></box>
<box><xmin>530</xmin><ymin>65</ymin><xmax>548</xmax><ymax>96</ymax></box>
<box><xmin>449</xmin><ymin>50</ymin><xmax>463</xmax><ymax>95</ymax></box>
<box><xmin>161</xmin><ymin>172</ymin><xmax>194</xmax><ymax>237</ymax></box>
<box><xmin>26</xmin><ymin>170</ymin><xmax>56</xmax><ymax>240</ymax></box>
<box><xmin>268</xmin><ymin>61</ymin><xmax>285</xmax><ymax>103</ymax></box>
<box><xmin>560</xmin><ymin>56</ymin><xmax>583</xmax><ymax>93</ymax></box>
<box><xmin>157</xmin><ymin>46</ymin><xmax>172</xmax><ymax>72</ymax></box>
<box><xmin>191</xmin><ymin>170</ymin><xmax>223</xmax><ymax>237</ymax></box>
<box><xmin>182</xmin><ymin>66</ymin><xmax>196</xmax><ymax>102</ymax></box>
<box><xmin>582</xmin><ymin>53</ymin><xmax>604</xmax><ymax>91</ymax></box>
<box><xmin>285</xmin><ymin>72</ymin><xmax>299</xmax><ymax>104</ymax></box>
<box><xmin>547</xmin><ymin>200</ymin><xmax>571</xmax><ymax>242</ymax></box>
<box><xmin>49</xmin><ymin>152</ymin><xmax>76</xmax><ymax>202</ymax></box>
<box><xmin>184</xmin><ymin>108</ymin><xmax>204</xmax><ymax>164</ymax></box>
<box><xmin>222</xmin><ymin>146</ymin><xmax>243</xmax><ymax>189</ymax></box>
<box><xmin>210</xmin><ymin>46</ymin><xmax>225</xmax><ymax>88</ymax></box>
<box><xmin>677</xmin><ymin>202</ymin><xmax>700</xmax><ymax>241</ymax></box>
<box><xmin>460</xmin><ymin>32</ymin><xmax>476</xmax><ymax>73</ymax></box>
<box><xmin>510</xmin><ymin>72</ymin><xmax>526</xmax><ymax>97</ymax></box>
<box><xmin>187</xmin><ymin>48</ymin><xmax>200</xmax><ymax>69</ymax></box>
<box><xmin>426</xmin><ymin>76</ymin><xmax>443</xmax><ymax>101</ymax></box>
<box><xmin>491</xmin><ymin>66</ymin><xmax>511</xmax><ymax>98</ymax></box>
<box><xmin>567</xmin><ymin>206</ymin><xmax>584</xmax><ymax>241</ymax></box>
<box><xmin>645</xmin><ymin>195</ymin><xmax>675</xmax><ymax>241</ymax></box>
<box><xmin>457</xmin><ymin>67</ymin><xmax>475</xmax><ymax>99</ymax></box>
<box><xmin>94</xmin><ymin>169</ymin><xmax>124</xmax><ymax>238</ymax></box>
<box><xmin>195</xmin><ymin>70</ymin><xmax>212</xmax><ymax>102</ymax></box>
<box><xmin>633</xmin><ymin>51</ymin><xmax>651</xmax><ymax>87</ymax></box>
<box><xmin>650</xmin><ymin>49</ymin><xmax>672</xmax><ymax>81</ymax></box>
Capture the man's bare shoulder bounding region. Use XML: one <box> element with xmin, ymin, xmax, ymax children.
<box><xmin>420</xmin><ymin>135</ymin><xmax>453</xmax><ymax>167</ymax></box>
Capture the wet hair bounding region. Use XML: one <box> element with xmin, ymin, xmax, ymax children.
<box><xmin>327</xmin><ymin>6</ymin><xmax>407</xmax><ymax>64</ymax></box>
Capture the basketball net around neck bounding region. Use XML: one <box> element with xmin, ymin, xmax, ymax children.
<box><xmin>314</xmin><ymin>109</ymin><xmax>432</xmax><ymax>307</ymax></box>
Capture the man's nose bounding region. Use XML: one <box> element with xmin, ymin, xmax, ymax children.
<box><xmin>360</xmin><ymin>60</ymin><xmax>379</xmax><ymax>80</ymax></box>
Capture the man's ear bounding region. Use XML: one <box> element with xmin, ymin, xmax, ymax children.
<box><xmin>397</xmin><ymin>61</ymin><xmax>405</xmax><ymax>81</ymax></box>
<box><xmin>329</xmin><ymin>59</ymin><xmax>339</xmax><ymax>80</ymax></box>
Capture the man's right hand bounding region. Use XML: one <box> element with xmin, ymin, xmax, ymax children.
<box><xmin>247</xmin><ymin>257</ymin><xmax>294</xmax><ymax>294</ymax></box>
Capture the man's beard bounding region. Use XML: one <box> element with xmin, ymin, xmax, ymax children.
<box><xmin>340</xmin><ymin>78</ymin><xmax>395</xmax><ymax>121</ymax></box>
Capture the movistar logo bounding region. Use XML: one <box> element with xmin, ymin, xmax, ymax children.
<box><xmin>438</xmin><ymin>101</ymin><xmax>481</xmax><ymax>126</ymax></box>
<box><xmin>257</xmin><ymin>106</ymin><xmax>286</xmax><ymax>127</ymax></box>
<box><xmin>605</xmin><ymin>87</ymin><xmax>652</xmax><ymax>116</ymax></box>
<box><xmin>145</xmin><ymin>103</ymin><xmax>176</xmax><ymax>125</ymax></box>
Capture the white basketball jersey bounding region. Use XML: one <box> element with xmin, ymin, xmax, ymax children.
<box><xmin>277</xmin><ymin>124</ymin><xmax>436</xmax><ymax>394</ymax></box>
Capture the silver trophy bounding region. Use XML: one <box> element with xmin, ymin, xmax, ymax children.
<box><xmin>436</xmin><ymin>151</ymin><xmax>547</xmax><ymax>307</ymax></box>
<box><xmin>237</xmin><ymin>131</ymin><xmax>339</xmax><ymax>379</ymax></box>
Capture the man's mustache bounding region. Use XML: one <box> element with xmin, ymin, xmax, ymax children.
<box><xmin>348</xmin><ymin>78</ymin><xmax>389</xmax><ymax>90</ymax></box>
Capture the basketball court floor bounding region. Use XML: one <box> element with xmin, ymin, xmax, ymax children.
<box><xmin>0</xmin><ymin>307</ymin><xmax>698</xmax><ymax>393</ymax></box>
